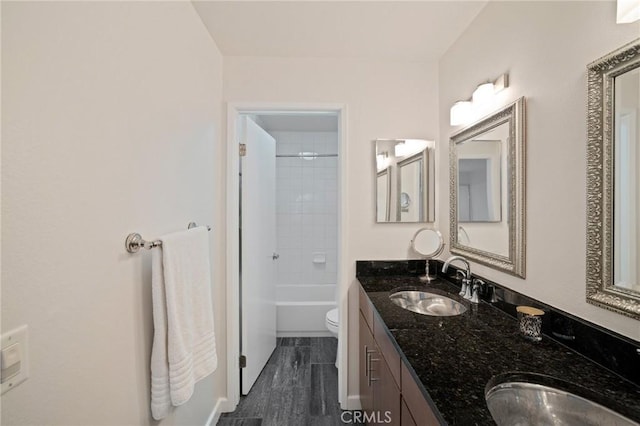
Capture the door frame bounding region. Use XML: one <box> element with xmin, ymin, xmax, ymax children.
<box><xmin>225</xmin><ymin>102</ymin><xmax>349</xmax><ymax>410</ymax></box>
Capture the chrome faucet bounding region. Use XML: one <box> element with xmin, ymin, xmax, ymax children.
<box><xmin>442</xmin><ymin>256</ymin><xmax>472</xmax><ymax>299</ymax></box>
<box><xmin>471</xmin><ymin>279</ymin><xmax>485</xmax><ymax>304</ymax></box>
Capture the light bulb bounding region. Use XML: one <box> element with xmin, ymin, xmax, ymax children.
<box><xmin>472</xmin><ymin>82</ymin><xmax>495</xmax><ymax>105</ymax></box>
<box><xmin>617</xmin><ymin>0</ymin><xmax>640</xmax><ymax>23</ymax></box>
<box><xmin>450</xmin><ymin>101</ymin><xmax>472</xmax><ymax>126</ymax></box>
<box><xmin>394</xmin><ymin>142</ymin><xmax>407</xmax><ymax>158</ymax></box>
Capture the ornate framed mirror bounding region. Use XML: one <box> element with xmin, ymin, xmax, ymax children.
<box><xmin>450</xmin><ymin>97</ymin><xmax>526</xmax><ymax>277</ymax></box>
<box><xmin>586</xmin><ymin>39</ymin><xmax>640</xmax><ymax>320</ymax></box>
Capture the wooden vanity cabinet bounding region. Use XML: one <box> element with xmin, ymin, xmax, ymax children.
<box><xmin>359</xmin><ymin>285</ymin><xmax>401</xmax><ymax>425</ymax></box>
<box><xmin>401</xmin><ymin>363</ymin><xmax>440</xmax><ymax>425</ymax></box>
<box><xmin>358</xmin><ymin>285</ymin><xmax>441</xmax><ymax>426</ymax></box>
<box><xmin>359</xmin><ymin>311</ymin><xmax>375</xmax><ymax>414</ymax></box>
<box><xmin>371</xmin><ymin>343</ymin><xmax>401</xmax><ymax>426</ymax></box>
<box><xmin>358</xmin><ymin>310</ymin><xmax>400</xmax><ymax>425</ymax></box>
<box><xmin>400</xmin><ymin>399</ymin><xmax>418</xmax><ymax>426</ymax></box>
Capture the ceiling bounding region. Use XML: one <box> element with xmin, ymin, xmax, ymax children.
<box><xmin>255</xmin><ymin>113</ymin><xmax>339</xmax><ymax>132</ymax></box>
<box><xmin>192</xmin><ymin>1</ymin><xmax>488</xmax><ymax>61</ymax></box>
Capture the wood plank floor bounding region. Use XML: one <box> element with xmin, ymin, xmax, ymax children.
<box><xmin>218</xmin><ymin>337</ymin><xmax>356</xmax><ymax>426</ymax></box>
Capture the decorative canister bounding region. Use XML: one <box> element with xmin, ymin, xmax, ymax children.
<box><xmin>516</xmin><ymin>306</ymin><xmax>545</xmax><ymax>342</ymax></box>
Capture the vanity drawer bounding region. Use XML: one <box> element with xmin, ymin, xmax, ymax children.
<box><xmin>401</xmin><ymin>398</ymin><xmax>417</xmax><ymax>426</ymax></box>
<box><xmin>401</xmin><ymin>362</ymin><xmax>440</xmax><ymax>426</ymax></box>
<box><xmin>373</xmin><ymin>310</ymin><xmax>401</xmax><ymax>388</ymax></box>
<box><xmin>359</xmin><ymin>284</ymin><xmax>374</xmax><ymax>329</ymax></box>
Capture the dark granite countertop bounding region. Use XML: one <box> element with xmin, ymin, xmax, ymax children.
<box><xmin>358</xmin><ymin>274</ymin><xmax>640</xmax><ymax>426</ymax></box>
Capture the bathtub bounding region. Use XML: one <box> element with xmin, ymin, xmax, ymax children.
<box><xmin>276</xmin><ymin>284</ymin><xmax>336</xmax><ymax>337</ymax></box>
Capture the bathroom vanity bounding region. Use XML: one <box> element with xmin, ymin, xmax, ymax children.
<box><xmin>359</xmin><ymin>282</ymin><xmax>441</xmax><ymax>425</ymax></box>
<box><xmin>356</xmin><ymin>260</ymin><xmax>640</xmax><ymax>425</ymax></box>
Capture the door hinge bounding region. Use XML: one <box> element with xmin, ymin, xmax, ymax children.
<box><xmin>239</xmin><ymin>355</ymin><xmax>247</xmax><ymax>368</ymax></box>
<box><xmin>239</xmin><ymin>143</ymin><xmax>247</xmax><ymax>157</ymax></box>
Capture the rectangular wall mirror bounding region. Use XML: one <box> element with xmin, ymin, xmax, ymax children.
<box><xmin>450</xmin><ymin>97</ymin><xmax>526</xmax><ymax>277</ymax></box>
<box><xmin>376</xmin><ymin>168</ymin><xmax>390</xmax><ymax>221</ymax></box>
<box><xmin>374</xmin><ymin>139</ymin><xmax>435</xmax><ymax>223</ymax></box>
<box><xmin>587</xmin><ymin>39</ymin><xmax>640</xmax><ymax>320</ymax></box>
<box><xmin>458</xmin><ymin>139</ymin><xmax>503</xmax><ymax>224</ymax></box>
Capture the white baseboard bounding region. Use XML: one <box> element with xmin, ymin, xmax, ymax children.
<box><xmin>205</xmin><ymin>397</ymin><xmax>236</xmax><ymax>426</ymax></box>
<box><xmin>341</xmin><ymin>394</ymin><xmax>362</xmax><ymax>411</ymax></box>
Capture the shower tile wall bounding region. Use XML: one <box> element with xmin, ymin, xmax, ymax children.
<box><xmin>272</xmin><ymin>131</ymin><xmax>338</xmax><ymax>286</ymax></box>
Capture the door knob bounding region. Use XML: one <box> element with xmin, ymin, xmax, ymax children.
<box><xmin>272</xmin><ymin>253</ymin><xmax>280</xmax><ymax>260</ymax></box>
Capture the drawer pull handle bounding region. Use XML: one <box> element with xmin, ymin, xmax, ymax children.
<box><xmin>366</xmin><ymin>351</ymin><xmax>380</xmax><ymax>387</ymax></box>
<box><xmin>364</xmin><ymin>345</ymin><xmax>369</xmax><ymax>377</ymax></box>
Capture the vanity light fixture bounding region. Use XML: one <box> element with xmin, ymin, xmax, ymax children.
<box><xmin>394</xmin><ymin>139</ymin><xmax>430</xmax><ymax>158</ymax></box>
<box><xmin>472</xmin><ymin>82</ymin><xmax>495</xmax><ymax>105</ymax></box>
<box><xmin>376</xmin><ymin>152</ymin><xmax>389</xmax><ymax>171</ymax></box>
<box><xmin>450</xmin><ymin>101</ymin><xmax>473</xmax><ymax>126</ymax></box>
<box><xmin>617</xmin><ymin>0</ymin><xmax>640</xmax><ymax>23</ymax></box>
<box><xmin>450</xmin><ymin>73</ymin><xmax>509</xmax><ymax>126</ymax></box>
<box><xmin>394</xmin><ymin>141</ymin><xmax>408</xmax><ymax>158</ymax></box>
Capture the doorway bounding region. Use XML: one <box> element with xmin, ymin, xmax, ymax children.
<box><xmin>226</xmin><ymin>103</ymin><xmax>348</xmax><ymax>411</ymax></box>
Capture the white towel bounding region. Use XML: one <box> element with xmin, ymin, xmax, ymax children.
<box><xmin>150</xmin><ymin>226</ymin><xmax>217</xmax><ymax>420</ymax></box>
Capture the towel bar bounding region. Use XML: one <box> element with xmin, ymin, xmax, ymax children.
<box><xmin>125</xmin><ymin>222</ymin><xmax>211</xmax><ymax>253</ymax></box>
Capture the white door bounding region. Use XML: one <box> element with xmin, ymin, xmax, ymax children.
<box><xmin>240</xmin><ymin>116</ymin><xmax>277</xmax><ymax>395</ymax></box>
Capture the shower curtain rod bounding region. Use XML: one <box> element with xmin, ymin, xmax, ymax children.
<box><xmin>276</xmin><ymin>153</ymin><xmax>338</xmax><ymax>158</ymax></box>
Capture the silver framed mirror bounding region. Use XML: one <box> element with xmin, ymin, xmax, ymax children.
<box><xmin>374</xmin><ymin>139</ymin><xmax>435</xmax><ymax>223</ymax></box>
<box><xmin>450</xmin><ymin>97</ymin><xmax>526</xmax><ymax>277</ymax></box>
<box><xmin>586</xmin><ymin>38</ymin><xmax>640</xmax><ymax>320</ymax></box>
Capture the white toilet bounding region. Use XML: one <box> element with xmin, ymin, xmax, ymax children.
<box><xmin>325</xmin><ymin>308</ymin><xmax>339</xmax><ymax>338</ymax></box>
<box><xmin>325</xmin><ymin>308</ymin><xmax>339</xmax><ymax>368</ymax></box>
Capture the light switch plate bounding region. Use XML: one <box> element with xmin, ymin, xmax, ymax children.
<box><xmin>1</xmin><ymin>325</ymin><xmax>29</xmax><ymax>394</ymax></box>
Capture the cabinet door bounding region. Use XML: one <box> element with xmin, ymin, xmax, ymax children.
<box><xmin>371</xmin><ymin>343</ymin><xmax>401</xmax><ymax>426</ymax></box>
<box><xmin>401</xmin><ymin>398</ymin><xmax>417</xmax><ymax>426</ymax></box>
<box><xmin>359</xmin><ymin>312</ymin><xmax>375</xmax><ymax>415</ymax></box>
<box><xmin>401</xmin><ymin>363</ymin><xmax>441</xmax><ymax>425</ymax></box>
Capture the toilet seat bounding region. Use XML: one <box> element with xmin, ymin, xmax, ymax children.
<box><xmin>325</xmin><ymin>308</ymin><xmax>340</xmax><ymax>369</ymax></box>
<box><xmin>325</xmin><ymin>308</ymin><xmax>339</xmax><ymax>336</ymax></box>
<box><xmin>326</xmin><ymin>308</ymin><xmax>339</xmax><ymax>325</ymax></box>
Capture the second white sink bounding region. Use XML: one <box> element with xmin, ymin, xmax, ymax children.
<box><xmin>485</xmin><ymin>373</ymin><xmax>639</xmax><ymax>426</ymax></box>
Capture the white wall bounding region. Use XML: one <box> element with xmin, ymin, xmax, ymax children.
<box><xmin>224</xmin><ymin>58</ymin><xmax>439</xmax><ymax>257</ymax></box>
<box><xmin>2</xmin><ymin>2</ymin><xmax>226</xmax><ymax>424</ymax></box>
<box><xmin>438</xmin><ymin>1</ymin><xmax>640</xmax><ymax>341</ymax></box>
<box><xmin>273</xmin><ymin>131</ymin><xmax>338</xmax><ymax>290</ymax></box>
<box><xmin>224</xmin><ymin>57</ymin><xmax>439</xmax><ymax>403</ymax></box>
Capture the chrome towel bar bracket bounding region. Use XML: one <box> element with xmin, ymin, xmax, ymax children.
<box><xmin>125</xmin><ymin>222</ymin><xmax>211</xmax><ymax>253</ymax></box>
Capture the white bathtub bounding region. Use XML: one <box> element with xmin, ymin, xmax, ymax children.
<box><xmin>276</xmin><ymin>285</ymin><xmax>336</xmax><ymax>337</ymax></box>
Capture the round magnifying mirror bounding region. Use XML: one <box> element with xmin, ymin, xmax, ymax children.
<box><xmin>400</xmin><ymin>192</ymin><xmax>411</xmax><ymax>209</ymax></box>
<box><xmin>411</xmin><ymin>228</ymin><xmax>444</xmax><ymax>282</ymax></box>
<box><xmin>412</xmin><ymin>228</ymin><xmax>444</xmax><ymax>257</ymax></box>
